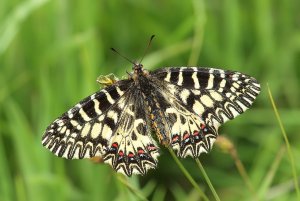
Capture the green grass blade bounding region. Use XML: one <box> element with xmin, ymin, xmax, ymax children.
<box><xmin>168</xmin><ymin>148</ymin><xmax>210</xmax><ymax>201</ymax></box>
<box><xmin>267</xmin><ymin>84</ymin><xmax>300</xmax><ymax>199</ymax></box>
<box><xmin>0</xmin><ymin>129</ymin><xmax>14</xmax><ymax>201</ymax></box>
<box><xmin>188</xmin><ymin>0</ymin><xmax>206</xmax><ymax>65</ymax></box>
<box><xmin>116</xmin><ymin>175</ymin><xmax>148</xmax><ymax>201</ymax></box>
<box><xmin>0</xmin><ymin>0</ymin><xmax>50</xmax><ymax>54</ymax></box>
<box><xmin>257</xmin><ymin>146</ymin><xmax>285</xmax><ymax>200</ymax></box>
<box><xmin>195</xmin><ymin>159</ymin><xmax>220</xmax><ymax>201</ymax></box>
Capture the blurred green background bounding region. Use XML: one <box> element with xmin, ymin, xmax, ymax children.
<box><xmin>1</xmin><ymin>0</ymin><xmax>299</xmax><ymax>201</ymax></box>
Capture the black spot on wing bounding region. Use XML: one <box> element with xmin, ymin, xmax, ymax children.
<box><xmin>82</xmin><ymin>99</ymin><xmax>97</xmax><ymax>118</ymax></box>
<box><xmin>97</xmin><ymin>91</ymin><xmax>111</xmax><ymax>111</ymax></box>
<box><xmin>182</xmin><ymin>71</ymin><xmax>194</xmax><ymax>88</ymax></box>
<box><xmin>136</xmin><ymin>123</ymin><xmax>147</xmax><ymax>136</ymax></box>
<box><xmin>131</xmin><ymin>131</ymin><xmax>137</xmax><ymax>140</ymax></box>
<box><xmin>96</xmin><ymin>80</ymin><xmax>132</xmax><ymax>113</ymax></box>
<box><xmin>170</xmin><ymin>71</ymin><xmax>179</xmax><ymax>83</ymax></box>
<box><xmin>71</xmin><ymin>111</ymin><xmax>85</xmax><ymax>123</ymax></box>
<box><xmin>109</xmin><ymin>87</ymin><xmax>121</xmax><ymax>100</ymax></box>
<box><xmin>224</xmin><ymin>80</ymin><xmax>231</xmax><ymax>90</ymax></box>
<box><xmin>180</xmin><ymin>115</ymin><xmax>186</xmax><ymax>124</ymax></box>
<box><xmin>104</xmin><ymin>117</ymin><xmax>115</xmax><ymax>130</ymax></box>
<box><xmin>167</xmin><ymin>113</ymin><xmax>177</xmax><ymax>125</ymax></box>
<box><xmin>213</xmin><ymin>75</ymin><xmax>222</xmax><ymax>89</ymax></box>
<box><xmin>197</xmin><ymin>71</ymin><xmax>209</xmax><ymax>89</ymax></box>
<box><xmin>186</xmin><ymin>93</ymin><xmax>195</xmax><ymax>106</ymax></box>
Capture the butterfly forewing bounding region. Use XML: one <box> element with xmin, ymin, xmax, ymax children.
<box><xmin>151</xmin><ymin>67</ymin><xmax>260</xmax><ymax>126</ymax></box>
<box><xmin>42</xmin><ymin>65</ymin><xmax>260</xmax><ymax>176</ymax></box>
<box><xmin>42</xmin><ymin>80</ymin><xmax>132</xmax><ymax>159</ymax></box>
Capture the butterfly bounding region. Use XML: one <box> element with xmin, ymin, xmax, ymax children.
<box><xmin>42</xmin><ymin>61</ymin><xmax>260</xmax><ymax>176</ymax></box>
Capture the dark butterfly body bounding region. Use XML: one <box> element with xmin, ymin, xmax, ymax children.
<box><xmin>42</xmin><ymin>64</ymin><xmax>260</xmax><ymax>176</ymax></box>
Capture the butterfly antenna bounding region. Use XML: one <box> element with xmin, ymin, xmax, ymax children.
<box><xmin>139</xmin><ymin>35</ymin><xmax>155</xmax><ymax>64</ymax></box>
<box><xmin>111</xmin><ymin>48</ymin><xmax>136</xmax><ymax>65</ymax></box>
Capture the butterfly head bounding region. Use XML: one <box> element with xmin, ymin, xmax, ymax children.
<box><xmin>133</xmin><ymin>63</ymin><xmax>143</xmax><ymax>72</ymax></box>
<box><xmin>132</xmin><ymin>63</ymin><xmax>149</xmax><ymax>80</ymax></box>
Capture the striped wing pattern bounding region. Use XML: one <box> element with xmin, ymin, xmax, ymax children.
<box><xmin>103</xmin><ymin>89</ymin><xmax>159</xmax><ymax>175</ymax></box>
<box><xmin>42</xmin><ymin>81</ymin><xmax>131</xmax><ymax>159</ymax></box>
<box><xmin>150</xmin><ymin>67</ymin><xmax>260</xmax><ymax>158</ymax></box>
<box><xmin>42</xmin><ymin>66</ymin><xmax>260</xmax><ymax>176</ymax></box>
<box><xmin>42</xmin><ymin>80</ymin><xmax>159</xmax><ymax>175</ymax></box>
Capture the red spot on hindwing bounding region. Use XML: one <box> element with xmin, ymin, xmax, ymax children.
<box><xmin>128</xmin><ymin>152</ymin><xmax>134</xmax><ymax>157</ymax></box>
<box><xmin>118</xmin><ymin>150</ymin><xmax>124</xmax><ymax>156</ymax></box>
<box><xmin>138</xmin><ymin>149</ymin><xmax>145</xmax><ymax>154</ymax></box>
<box><xmin>183</xmin><ymin>131</ymin><xmax>189</xmax><ymax>140</ymax></box>
<box><xmin>200</xmin><ymin>123</ymin><xmax>205</xmax><ymax>130</ymax></box>
<box><xmin>112</xmin><ymin>142</ymin><xmax>118</xmax><ymax>148</ymax></box>
<box><xmin>147</xmin><ymin>144</ymin><xmax>156</xmax><ymax>151</ymax></box>
<box><xmin>193</xmin><ymin>130</ymin><xmax>199</xmax><ymax>136</ymax></box>
<box><xmin>172</xmin><ymin>135</ymin><xmax>179</xmax><ymax>143</ymax></box>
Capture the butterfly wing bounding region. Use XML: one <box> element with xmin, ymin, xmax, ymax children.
<box><xmin>42</xmin><ymin>80</ymin><xmax>159</xmax><ymax>176</ymax></box>
<box><xmin>42</xmin><ymin>80</ymin><xmax>132</xmax><ymax>159</ymax></box>
<box><xmin>150</xmin><ymin>67</ymin><xmax>260</xmax><ymax>157</ymax></box>
<box><xmin>103</xmin><ymin>89</ymin><xmax>159</xmax><ymax>176</ymax></box>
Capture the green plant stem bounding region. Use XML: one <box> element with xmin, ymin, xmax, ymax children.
<box><xmin>168</xmin><ymin>148</ymin><xmax>210</xmax><ymax>201</ymax></box>
<box><xmin>257</xmin><ymin>146</ymin><xmax>285</xmax><ymax>200</ymax></box>
<box><xmin>116</xmin><ymin>174</ymin><xmax>148</xmax><ymax>201</ymax></box>
<box><xmin>188</xmin><ymin>0</ymin><xmax>206</xmax><ymax>65</ymax></box>
<box><xmin>267</xmin><ymin>84</ymin><xmax>300</xmax><ymax>199</ymax></box>
<box><xmin>195</xmin><ymin>159</ymin><xmax>220</xmax><ymax>201</ymax></box>
<box><xmin>229</xmin><ymin>146</ymin><xmax>255</xmax><ymax>195</ymax></box>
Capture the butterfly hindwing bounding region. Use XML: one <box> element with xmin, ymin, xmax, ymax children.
<box><xmin>156</xmin><ymin>90</ymin><xmax>215</xmax><ymax>158</ymax></box>
<box><xmin>103</xmin><ymin>89</ymin><xmax>159</xmax><ymax>176</ymax></box>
